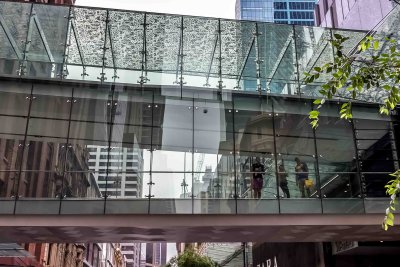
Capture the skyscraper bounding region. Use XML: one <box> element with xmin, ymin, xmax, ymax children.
<box><xmin>236</xmin><ymin>0</ymin><xmax>317</xmax><ymax>25</ymax></box>
<box><xmin>87</xmin><ymin>145</ymin><xmax>143</xmax><ymax>198</ymax></box>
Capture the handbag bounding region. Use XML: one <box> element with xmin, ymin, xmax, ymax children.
<box><xmin>304</xmin><ymin>178</ymin><xmax>314</xmax><ymax>188</ymax></box>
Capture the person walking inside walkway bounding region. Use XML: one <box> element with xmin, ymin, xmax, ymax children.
<box><xmin>278</xmin><ymin>164</ymin><xmax>290</xmax><ymax>198</ymax></box>
<box><xmin>295</xmin><ymin>157</ymin><xmax>310</xmax><ymax>198</ymax></box>
<box><xmin>251</xmin><ymin>157</ymin><xmax>265</xmax><ymax>199</ymax></box>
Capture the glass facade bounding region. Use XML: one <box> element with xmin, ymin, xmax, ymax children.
<box><xmin>236</xmin><ymin>0</ymin><xmax>317</xmax><ymax>25</ymax></box>
<box><xmin>0</xmin><ymin>78</ymin><xmax>398</xmax><ymax>215</ymax></box>
<box><xmin>0</xmin><ymin>1</ymin><xmax>399</xmax><ymax>216</ymax></box>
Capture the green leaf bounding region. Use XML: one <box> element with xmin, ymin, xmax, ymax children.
<box><xmin>333</xmin><ymin>33</ymin><xmax>343</xmax><ymax>40</ymax></box>
<box><xmin>314</xmin><ymin>67</ymin><xmax>322</xmax><ymax>72</ymax></box>
<box><xmin>313</xmin><ymin>99</ymin><xmax>321</xmax><ymax>104</ymax></box>
<box><xmin>373</xmin><ymin>41</ymin><xmax>379</xmax><ymax>50</ymax></box>
<box><xmin>309</xmin><ymin>110</ymin><xmax>320</xmax><ymax>119</ymax></box>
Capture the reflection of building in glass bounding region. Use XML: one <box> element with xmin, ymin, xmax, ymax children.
<box><xmin>144</xmin><ymin>243</ymin><xmax>167</xmax><ymax>267</ymax></box>
<box><xmin>121</xmin><ymin>242</ymin><xmax>142</xmax><ymax>267</ymax></box>
<box><xmin>236</xmin><ymin>0</ymin><xmax>316</xmax><ymax>26</ymax></box>
<box><xmin>0</xmin><ymin>139</ymin><xmax>100</xmax><ymax>199</ymax></box>
<box><xmin>87</xmin><ymin>145</ymin><xmax>144</xmax><ymax>198</ymax></box>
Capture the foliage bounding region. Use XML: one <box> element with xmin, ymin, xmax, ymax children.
<box><xmin>165</xmin><ymin>248</ymin><xmax>218</xmax><ymax>267</ymax></box>
<box><xmin>303</xmin><ymin>33</ymin><xmax>400</xmax><ymax>230</ymax></box>
<box><xmin>383</xmin><ymin>170</ymin><xmax>400</xmax><ymax>230</ymax></box>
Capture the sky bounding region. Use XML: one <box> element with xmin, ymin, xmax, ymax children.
<box><xmin>76</xmin><ymin>0</ymin><xmax>237</xmax><ymax>19</ymax></box>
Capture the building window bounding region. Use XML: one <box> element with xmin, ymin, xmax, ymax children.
<box><xmin>274</xmin><ymin>2</ymin><xmax>287</xmax><ymax>9</ymax></box>
<box><xmin>274</xmin><ymin>11</ymin><xmax>288</xmax><ymax>19</ymax></box>
<box><xmin>289</xmin><ymin>2</ymin><xmax>315</xmax><ymax>10</ymax></box>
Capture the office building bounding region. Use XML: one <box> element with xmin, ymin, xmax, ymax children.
<box><xmin>315</xmin><ymin>0</ymin><xmax>395</xmax><ymax>30</ymax></box>
<box><xmin>87</xmin><ymin>145</ymin><xmax>144</xmax><ymax>198</ymax></box>
<box><xmin>144</xmin><ymin>243</ymin><xmax>167</xmax><ymax>267</ymax></box>
<box><xmin>1</xmin><ymin>2</ymin><xmax>400</xmax><ymax>267</ymax></box>
<box><xmin>236</xmin><ymin>0</ymin><xmax>316</xmax><ymax>25</ymax></box>
<box><xmin>121</xmin><ymin>243</ymin><xmax>141</xmax><ymax>267</ymax></box>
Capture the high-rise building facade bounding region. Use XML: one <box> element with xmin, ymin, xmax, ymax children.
<box><xmin>315</xmin><ymin>0</ymin><xmax>395</xmax><ymax>30</ymax></box>
<box><xmin>87</xmin><ymin>145</ymin><xmax>143</xmax><ymax>198</ymax></box>
<box><xmin>144</xmin><ymin>243</ymin><xmax>167</xmax><ymax>267</ymax></box>
<box><xmin>236</xmin><ymin>0</ymin><xmax>317</xmax><ymax>25</ymax></box>
<box><xmin>121</xmin><ymin>243</ymin><xmax>141</xmax><ymax>267</ymax></box>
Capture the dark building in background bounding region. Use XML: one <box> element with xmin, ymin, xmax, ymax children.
<box><xmin>253</xmin><ymin>242</ymin><xmax>400</xmax><ymax>267</ymax></box>
<box><xmin>236</xmin><ymin>0</ymin><xmax>317</xmax><ymax>25</ymax></box>
<box><xmin>314</xmin><ymin>0</ymin><xmax>394</xmax><ymax>30</ymax></box>
<box><xmin>145</xmin><ymin>243</ymin><xmax>167</xmax><ymax>267</ymax></box>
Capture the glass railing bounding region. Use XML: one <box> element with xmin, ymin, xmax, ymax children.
<box><xmin>0</xmin><ymin>0</ymin><xmax>371</xmax><ymax>97</ymax></box>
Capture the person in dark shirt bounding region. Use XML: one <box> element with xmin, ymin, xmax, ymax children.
<box><xmin>278</xmin><ymin>164</ymin><xmax>290</xmax><ymax>198</ymax></box>
<box><xmin>252</xmin><ymin>157</ymin><xmax>265</xmax><ymax>199</ymax></box>
<box><xmin>295</xmin><ymin>157</ymin><xmax>310</xmax><ymax>198</ymax></box>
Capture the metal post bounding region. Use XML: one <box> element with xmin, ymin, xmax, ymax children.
<box><xmin>59</xmin><ymin>6</ymin><xmax>72</xmax><ymax>79</ymax></box>
<box><xmin>292</xmin><ymin>25</ymin><xmax>301</xmax><ymax>97</ymax></box>
<box><xmin>174</xmin><ymin>16</ymin><xmax>186</xmax><ymax>98</ymax></box>
<box><xmin>18</xmin><ymin>3</ymin><xmax>34</xmax><ymax>77</ymax></box>
<box><xmin>254</xmin><ymin>23</ymin><xmax>263</xmax><ymax>95</ymax></box>
<box><xmin>350</xmin><ymin>112</ymin><xmax>366</xmax><ymax>212</ymax></box>
<box><xmin>232</xmin><ymin>98</ymin><xmax>238</xmax><ymax>213</ymax></box>
<box><xmin>146</xmin><ymin>92</ymin><xmax>155</xmax><ymax>214</ymax></box>
<box><xmin>13</xmin><ymin>84</ymin><xmax>34</xmax><ymax>214</ymax></box>
<box><xmin>311</xmin><ymin>101</ymin><xmax>324</xmax><ymax>211</ymax></box>
<box><xmin>98</xmin><ymin>10</ymin><xmax>110</xmax><ymax>83</ymax></box>
<box><xmin>138</xmin><ymin>13</ymin><xmax>149</xmax><ymax>85</ymax></box>
<box><xmin>271</xmin><ymin>99</ymin><xmax>281</xmax><ymax>213</ymax></box>
<box><xmin>217</xmin><ymin>19</ymin><xmax>224</xmax><ymax>94</ymax></box>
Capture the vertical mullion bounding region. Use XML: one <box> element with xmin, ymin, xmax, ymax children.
<box><xmin>59</xmin><ymin>6</ymin><xmax>72</xmax><ymax>79</ymax></box>
<box><xmin>351</xmin><ymin>113</ymin><xmax>366</xmax><ymax>213</ymax></box>
<box><xmin>147</xmin><ymin>92</ymin><xmax>155</xmax><ymax>214</ymax></box>
<box><xmin>59</xmin><ymin>86</ymin><xmax>74</xmax><ymax>214</ymax></box>
<box><xmin>18</xmin><ymin>3</ymin><xmax>34</xmax><ymax>77</ymax></box>
<box><xmin>271</xmin><ymin>98</ymin><xmax>281</xmax><ymax>214</ymax></box>
<box><xmin>13</xmin><ymin>84</ymin><xmax>34</xmax><ymax>214</ymax></box>
<box><xmin>191</xmin><ymin>98</ymin><xmax>194</xmax><ymax>214</ymax></box>
<box><xmin>311</xmin><ymin>102</ymin><xmax>323</xmax><ymax>213</ymax></box>
<box><xmin>232</xmin><ymin>97</ymin><xmax>238</xmax><ymax>213</ymax></box>
<box><xmin>292</xmin><ymin>24</ymin><xmax>301</xmax><ymax>97</ymax></box>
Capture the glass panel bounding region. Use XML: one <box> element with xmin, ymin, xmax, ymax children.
<box><xmin>273</xmin><ymin>98</ymin><xmax>313</xmax><ymax>138</ymax></box>
<box><xmin>275</xmin><ymin>139</ymin><xmax>317</xmax><ymax>199</ymax></box>
<box><xmin>259</xmin><ymin>23</ymin><xmax>295</xmax><ymax>81</ymax></box>
<box><xmin>152</xmin><ymin>96</ymin><xmax>193</xmax><ymax>172</ymax></box>
<box><xmin>0</xmin><ymin>1</ymin><xmax>31</xmax><ymax>58</ymax></box>
<box><xmin>21</xmin><ymin>85</ymin><xmax>72</xmax><ymax>199</ymax></box>
<box><xmin>17</xmin><ymin>171</ymin><xmax>59</xmax><ymax>199</ymax></box>
<box><xmin>0</xmin><ymin>82</ymin><xmax>31</xmax><ymax>199</ymax></box>
<box><xmin>69</xmin><ymin>7</ymin><xmax>106</xmax><ymax>67</ymax></box>
<box><xmin>319</xmin><ymin>172</ymin><xmax>361</xmax><ymax>198</ymax></box>
<box><xmin>108</xmin><ymin>11</ymin><xmax>143</xmax><ymax>70</ymax></box>
<box><xmin>221</xmin><ymin>20</ymin><xmax>255</xmax><ymax>82</ymax></box>
<box><xmin>183</xmin><ymin>16</ymin><xmax>218</xmax><ymax>87</ymax></box>
<box><xmin>151</xmin><ymin>172</ymin><xmax>191</xmax><ymax>199</ymax></box>
<box><xmin>296</xmin><ymin>26</ymin><xmax>333</xmax><ymax>81</ymax></box>
<box><xmin>362</xmin><ymin>173</ymin><xmax>393</xmax><ymax>198</ymax></box>
<box><xmin>315</xmin><ymin>103</ymin><xmax>361</xmax><ymax>199</ymax></box>
<box><xmin>233</xmin><ymin>94</ymin><xmax>272</xmax><ymax>134</ymax></box>
<box><xmin>69</xmin><ymin>84</ymin><xmax>112</xmax><ymax>201</ymax></box>
<box><xmin>27</xmin><ymin>4</ymin><xmax>70</xmax><ymax>63</ymax></box>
